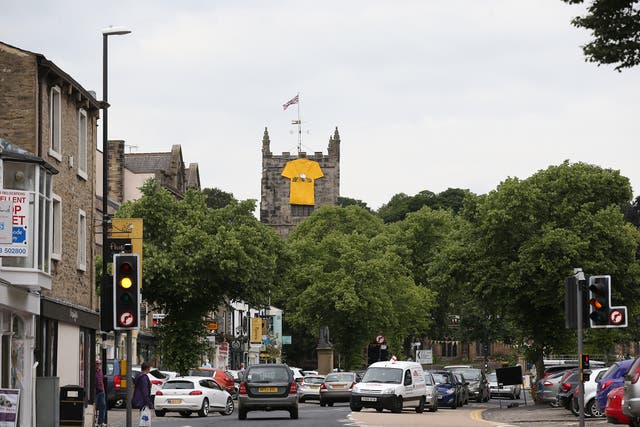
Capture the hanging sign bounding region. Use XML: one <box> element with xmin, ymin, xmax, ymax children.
<box><xmin>0</xmin><ymin>190</ymin><xmax>29</xmax><ymax>257</ymax></box>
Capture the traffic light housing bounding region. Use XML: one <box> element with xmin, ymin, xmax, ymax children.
<box><xmin>113</xmin><ymin>254</ymin><xmax>140</xmax><ymax>330</ymax></box>
<box><xmin>581</xmin><ymin>353</ymin><xmax>590</xmax><ymax>370</ymax></box>
<box><xmin>588</xmin><ymin>275</ymin><xmax>610</xmax><ymax>328</ymax></box>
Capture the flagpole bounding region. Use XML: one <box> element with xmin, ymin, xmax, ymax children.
<box><xmin>297</xmin><ymin>92</ymin><xmax>301</xmax><ymax>153</ymax></box>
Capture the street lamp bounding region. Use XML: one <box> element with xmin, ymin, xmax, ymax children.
<box><xmin>100</xmin><ymin>24</ymin><xmax>131</xmax><ymax>427</ymax></box>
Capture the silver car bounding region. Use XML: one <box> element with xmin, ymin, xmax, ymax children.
<box><xmin>320</xmin><ymin>372</ymin><xmax>359</xmax><ymax>406</ymax></box>
<box><xmin>423</xmin><ymin>371</ymin><xmax>438</xmax><ymax>412</ymax></box>
<box><xmin>237</xmin><ymin>364</ymin><xmax>299</xmax><ymax>420</ymax></box>
<box><xmin>623</xmin><ymin>356</ymin><xmax>640</xmax><ymax>420</ymax></box>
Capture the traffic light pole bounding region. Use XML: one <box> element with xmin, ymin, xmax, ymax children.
<box><xmin>574</xmin><ymin>267</ymin><xmax>586</xmax><ymax>427</ymax></box>
<box><xmin>126</xmin><ymin>330</ymin><xmax>133</xmax><ymax>427</ymax></box>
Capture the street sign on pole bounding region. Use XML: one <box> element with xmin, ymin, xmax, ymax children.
<box><xmin>416</xmin><ymin>349</ymin><xmax>433</xmax><ymax>364</ymax></box>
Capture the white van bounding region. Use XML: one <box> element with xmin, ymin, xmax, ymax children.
<box><xmin>350</xmin><ymin>360</ymin><xmax>427</xmax><ymax>413</ymax></box>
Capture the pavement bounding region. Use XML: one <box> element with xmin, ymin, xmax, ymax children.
<box><xmin>482</xmin><ymin>401</ymin><xmax>607</xmax><ymax>426</ymax></box>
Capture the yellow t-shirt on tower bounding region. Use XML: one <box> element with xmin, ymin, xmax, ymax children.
<box><xmin>281</xmin><ymin>158</ymin><xmax>324</xmax><ymax>205</ymax></box>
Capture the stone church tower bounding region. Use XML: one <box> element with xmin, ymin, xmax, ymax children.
<box><xmin>260</xmin><ymin>127</ymin><xmax>340</xmax><ymax>237</ymax></box>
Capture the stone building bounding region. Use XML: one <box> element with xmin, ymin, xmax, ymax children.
<box><xmin>0</xmin><ymin>41</ymin><xmax>101</xmax><ymax>425</ymax></box>
<box><xmin>260</xmin><ymin>127</ymin><xmax>340</xmax><ymax>237</ymax></box>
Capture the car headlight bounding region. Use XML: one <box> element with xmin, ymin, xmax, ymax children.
<box><xmin>446</xmin><ymin>389</ymin><xmax>455</xmax><ymax>395</ymax></box>
<box><xmin>383</xmin><ymin>387</ymin><xmax>396</xmax><ymax>395</ymax></box>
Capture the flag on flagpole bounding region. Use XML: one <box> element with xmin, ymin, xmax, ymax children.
<box><xmin>282</xmin><ymin>94</ymin><xmax>299</xmax><ymax>110</ymax></box>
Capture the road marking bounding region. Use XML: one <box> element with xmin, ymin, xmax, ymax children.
<box><xmin>470</xmin><ymin>409</ymin><xmax>517</xmax><ymax>426</ymax></box>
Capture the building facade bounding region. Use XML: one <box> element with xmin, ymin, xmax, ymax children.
<box><xmin>260</xmin><ymin>127</ymin><xmax>340</xmax><ymax>237</ymax></box>
<box><xmin>0</xmin><ymin>41</ymin><xmax>100</xmax><ymax>426</ymax></box>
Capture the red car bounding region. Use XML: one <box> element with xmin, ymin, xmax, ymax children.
<box><xmin>605</xmin><ymin>386</ymin><xmax>630</xmax><ymax>424</ymax></box>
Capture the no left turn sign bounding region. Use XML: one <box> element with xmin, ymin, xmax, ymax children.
<box><xmin>375</xmin><ymin>334</ymin><xmax>385</xmax><ymax>344</ymax></box>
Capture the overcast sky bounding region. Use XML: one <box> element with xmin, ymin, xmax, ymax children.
<box><xmin>2</xmin><ymin>1</ymin><xmax>639</xmax><ymax>210</ymax></box>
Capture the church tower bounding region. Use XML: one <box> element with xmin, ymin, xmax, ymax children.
<box><xmin>260</xmin><ymin>127</ymin><xmax>341</xmax><ymax>237</ymax></box>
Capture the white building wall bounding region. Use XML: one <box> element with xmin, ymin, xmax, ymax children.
<box><xmin>57</xmin><ymin>323</ymin><xmax>79</xmax><ymax>386</ymax></box>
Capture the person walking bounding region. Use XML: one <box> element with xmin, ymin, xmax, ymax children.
<box><xmin>132</xmin><ymin>362</ymin><xmax>154</xmax><ymax>425</ymax></box>
<box><xmin>95</xmin><ymin>359</ymin><xmax>107</xmax><ymax>427</ymax></box>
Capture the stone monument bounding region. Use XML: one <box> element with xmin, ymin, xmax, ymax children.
<box><xmin>316</xmin><ymin>325</ymin><xmax>334</xmax><ymax>375</ymax></box>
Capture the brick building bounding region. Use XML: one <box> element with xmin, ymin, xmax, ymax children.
<box><xmin>260</xmin><ymin>127</ymin><xmax>340</xmax><ymax>237</ymax></box>
<box><xmin>0</xmin><ymin>41</ymin><xmax>101</xmax><ymax>425</ymax></box>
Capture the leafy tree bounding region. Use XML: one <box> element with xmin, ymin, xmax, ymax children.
<box><xmin>116</xmin><ymin>180</ymin><xmax>285</xmax><ymax>374</ymax></box>
<box><xmin>202</xmin><ymin>187</ymin><xmax>235</xmax><ymax>209</ymax></box>
<box><xmin>377</xmin><ymin>189</ymin><xmax>472</xmax><ymax>223</ymax></box>
<box><xmin>562</xmin><ymin>0</ymin><xmax>640</xmax><ymax>71</ymax></box>
<box><xmin>337</xmin><ymin>196</ymin><xmax>371</xmax><ymax>211</ymax></box>
<box><xmin>276</xmin><ymin>205</ymin><xmax>435</xmax><ymax>368</ymax></box>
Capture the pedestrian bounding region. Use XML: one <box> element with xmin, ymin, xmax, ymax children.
<box><xmin>95</xmin><ymin>359</ymin><xmax>107</xmax><ymax>427</ymax></box>
<box><xmin>201</xmin><ymin>359</ymin><xmax>211</xmax><ymax>368</ymax></box>
<box><xmin>132</xmin><ymin>362</ymin><xmax>154</xmax><ymax>426</ymax></box>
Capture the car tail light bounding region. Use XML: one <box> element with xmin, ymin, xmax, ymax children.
<box><xmin>239</xmin><ymin>382</ymin><xmax>247</xmax><ymax>395</ymax></box>
<box><xmin>560</xmin><ymin>382</ymin><xmax>570</xmax><ymax>392</ymax></box>
<box><xmin>289</xmin><ymin>382</ymin><xmax>298</xmax><ymax>394</ymax></box>
<box><xmin>114</xmin><ymin>375</ymin><xmax>121</xmax><ymax>389</ymax></box>
<box><xmin>602</xmin><ymin>380</ymin><xmax>614</xmax><ymax>390</ymax></box>
<box><xmin>320</xmin><ymin>383</ymin><xmax>327</xmax><ymax>390</ymax></box>
<box><xmin>151</xmin><ymin>380</ymin><xmax>163</xmax><ymax>386</ymax></box>
<box><xmin>189</xmin><ymin>390</ymin><xmax>203</xmax><ymax>395</ymax></box>
<box><xmin>543</xmin><ymin>380</ymin><xmax>553</xmax><ymax>387</ymax></box>
<box><xmin>156</xmin><ymin>391</ymin><xmax>163</xmax><ymax>396</ymax></box>
<box><xmin>632</xmin><ymin>366</ymin><xmax>640</xmax><ymax>384</ymax></box>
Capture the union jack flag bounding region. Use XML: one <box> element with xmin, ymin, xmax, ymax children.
<box><xmin>282</xmin><ymin>94</ymin><xmax>299</xmax><ymax>110</ymax></box>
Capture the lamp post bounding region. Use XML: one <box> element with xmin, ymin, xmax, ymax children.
<box><xmin>101</xmin><ymin>25</ymin><xmax>131</xmax><ymax>427</ymax></box>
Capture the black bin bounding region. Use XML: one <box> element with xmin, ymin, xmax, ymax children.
<box><xmin>60</xmin><ymin>385</ymin><xmax>84</xmax><ymax>427</ymax></box>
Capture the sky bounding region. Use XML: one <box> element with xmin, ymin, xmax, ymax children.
<box><xmin>2</xmin><ymin>1</ymin><xmax>640</xmax><ymax>211</ymax></box>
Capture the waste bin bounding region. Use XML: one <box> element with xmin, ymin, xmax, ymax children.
<box><xmin>60</xmin><ymin>385</ymin><xmax>84</xmax><ymax>427</ymax></box>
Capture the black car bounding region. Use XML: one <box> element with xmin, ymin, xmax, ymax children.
<box><xmin>447</xmin><ymin>367</ymin><xmax>489</xmax><ymax>403</ymax></box>
<box><xmin>556</xmin><ymin>369</ymin><xmax>579</xmax><ymax>410</ymax></box>
<box><xmin>453</xmin><ymin>373</ymin><xmax>469</xmax><ymax>405</ymax></box>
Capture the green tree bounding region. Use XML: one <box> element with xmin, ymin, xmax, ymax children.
<box><xmin>116</xmin><ymin>180</ymin><xmax>285</xmax><ymax>374</ymax></box>
<box><xmin>377</xmin><ymin>189</ymin><xmax>472</xmax><ymax>223</ymax></box>
<box><xmin>440</xmin><ymin>161</ymin><xmax>640</xmax><ymax>378</ymax></box>
<box><xmin>562</xmin><ymin>0</ymin><xmax>640</xmax><ymax>71</ymax></box>
<box><xmin>202</xmin><ymin>187</ymin><xmax>235</xmax><ymax>209</ymax></box>
<box><xmin>337</xmin><ymin>196</ymin><xmax>371</xmax><ymax>211</ymax></box>
<box><xmin>276</xmin><ymin>205</ymin><xmax>435</xmax><ymax>368</ymax></box>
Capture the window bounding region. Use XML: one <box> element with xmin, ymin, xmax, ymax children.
<box><xmin>77</xmin><ymin>109</ymin><xmax>88</xmax><ymax>179</ymax></box>
<box><xmin>51</xmin><ymin>194</ymin><xmax>61</xmax><ymax>260</ymax></box>
<box><xmin>291</xmin><ymin>204</ymin><xmax>314</xmax><ymax>217</ymax></box>
<box><xmin>77</xmin><ymin>209</ymin><xmax>86</xmax><ymax>271</ymax></box>
<box><xmin>49</xmin><ymin>86</ymin><xmax>62</xmax><ymax>160</ymax></box>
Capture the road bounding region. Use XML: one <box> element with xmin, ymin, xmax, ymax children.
<box><xmin>104</xmin><ymin>399</ymin><xmax>509</xmax><ymax>427</ymax></box>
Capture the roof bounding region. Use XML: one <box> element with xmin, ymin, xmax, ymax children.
<box><xmin>125</xmin><ymin>152</ymin><xmax>172</xmax><ymax>173</ymax></box>
<box><xmin>0</xmin><ymin>138</ymin><xmax>58</xmax><ymax>174</ymax></box>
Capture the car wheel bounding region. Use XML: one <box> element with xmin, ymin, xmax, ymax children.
<box><xmin>391</xmin><ymin>395</ymin><xmax>403</xmax><ymax>413</ymax></box>
<box><xmin>238</xmin><ymin>408</ymin><xmax>247</xmax><ymax>420</ymax></box>
<box><xmin>220</xmin><ymin>396</ymin><xmax>234</xmax><ymax>415</ymax></box>
<box><xmin>570</xmin><ymin>397</ymin><xmax>580</xmax><ymax>416</ymax></box>
<box><xmin>180</xmin><ymin>411</ymin><xmax>191</xmax><ymax>417</ymax></box>
<box><xmin>450</xmin><ymin>396</ymin><xmax>457</xmax><ymax>409</ymax></box>
<box><xmin>328</xmin><ymin>402</ymin><xmax>334</xmax><ymax>407</ymax></box>
<box><xmin>415</xmin><ymin>396</ymin><xmax>425</xmax><ymax>413</ymax></box>
<box><xmin>376</xmin><ymin>408</ymin><xmax>383</xmax><ymax>412</ymax></box>
<box><xmin>290</xmin><ymin>407</ymin><xmax>299</xmax><ymax>419</ymax></box>
<box><xmin>320</xmin><ymin>400</ymin><xmax>326</xmax><ymax>407</ymax></box>
<box><xmin>350</xmin><ymin>404</ymin><xmax>362</xmax><ymax>412</ymax></box>
<box><xmin>154</xmin><ymin>409</ymin><xmax>166</xmax><ymax>417</ymax></box>
<box><xmin>430</xmin><ymin>399</ymin><xmax>438</xmax><ymax>412</ymax></box>
<box><xmin>587</xmin><ymin>398</ymin><xmax>604</xmax><ymax>418</ymax></box>
<box><xmin>299</xmin><ymin>397</ymin><xmax>305</xmax><ymax>403</ymax></box>
<box><xmin>197</xmin><ymin>398</ymin><xmax>209</xmax><ymax>417</ymax></box>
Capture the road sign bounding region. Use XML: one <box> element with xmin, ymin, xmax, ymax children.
<box><xmin>416</xmin><ymin>349</ymin><xmax>433</xmax><ymax>364</ymax></box>
<box><xmin>119</xmin><ymin>312</ymin><xmax>135</xmax><ymax>327</ymax></box>
<box><xmin>375</xmin><ymin>334</ymin><xmax>385</xmax><ymax>344</ymax></box>
<box><xmin>609</xmin><ymin>307</ymin><xmax>627</xmax><ymax>326</ymax></box>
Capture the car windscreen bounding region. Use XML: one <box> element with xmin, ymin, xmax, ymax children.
<box><xmin>362</xmin><ymin>367</ymin><xmax>403</xmax><ymax>384</ymax></box>
<box><xmin>325</xmin><ymin>373</ymin><xmax>354</xmax><ymax>382</ymax></box>
<box><xmin>188</xmin><ymin>369</ymin><xmax>214</xmax><ymax>377</ymax></box>
<box><xmin>246</xmin><ymin>367</ymin><xmax>290</xmax><ymax>383</ymax></box>
<box><xmin>303</xmin><ymin>377</ymin><xmax>324</xmax><ymax>385</ymax></box>
<box><xmin>454</xmin><ymin>369</ymin><xmax>481</xmax><ymax>380</ymax></box>
<box><xmin>423</xmin><ymin>374</ymin><xmax>434</xmax><ymax>385</ymax></box>
<box><xmin>432</xmin><ymin>372</ymin><xmax>453</xmax><ymax>384</ymax></box>
<box><xmin>488</xmin><ymin>372</ymin><xmax>497</xmax><ymax>382</ymax></box>
<box><xmin>163</xmin><ymin>381</ymin><xmax>194</xmax><ymax>389</ymax></box>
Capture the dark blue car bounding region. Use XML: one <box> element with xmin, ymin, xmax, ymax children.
<box><xmin>596</xmin><ymin>359</ymin><xmax>633</xmax><ymax>411</ymax></box>
<box><xmin>430</xmin><ymin>370</ymin><xmax>459</xmax><ymax>409</ymax></box>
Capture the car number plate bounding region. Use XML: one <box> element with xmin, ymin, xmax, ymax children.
<box><xmin>361</xmin><ymin>396</ymin><xmax>377</xmax><ymax>402</ymax></box>
<box><xmin>258</xmin><ymin>387</ymin><xmax>278</xmax><ymax>393</ymax></box>
<box><xmin>333</xmin><ymin>384</ymin><xmax>345</xmax><ymax>388</ymax></box>
<box><xmin>309</xmin><ymin>385</ymin><xmax>319</xmax><ymax>389</ymax></box>
<box><xmin>168</xmin><ymin>399</ymin><xmax>181</xmax><ymax>404</ymax></box>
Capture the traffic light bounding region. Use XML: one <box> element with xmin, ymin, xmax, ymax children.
<box><xmin>113</xmin><ymin>253</ymin><xmax>140</xmax><ymax>330</ymax></box>
<box><xmin>588</xmin><ymin>275</ymin><xmax>610</xmax><ymax>328</ymax></box>
<box><xmin>581</xmin><ymin>353</ymin><xmax>590</xmax><ymax>370</ymax></box>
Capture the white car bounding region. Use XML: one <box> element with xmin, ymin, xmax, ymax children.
<box><xmin>298</xmin><ymin>374</ymin><xmax>325</xmax><ymax>403</ymax></box>
<box><xmin>154</xmin><ymin>376</ymin><xmax>234</xmax><ymax>417</ymax></box>
<box><xmin>571</xmin><ymin>367</ymin><xmax>608</xmax><ymax>417</ymax></box>
<box><xmin>131</xmin><ymin>367</ymin><xmax>171</xmax><ymax>401</ymax></box>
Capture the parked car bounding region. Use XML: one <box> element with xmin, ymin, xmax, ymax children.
<box><xmin>298</xmin><ymin>374</ymin><xmax>324</xmax><ymax>403</ymax></box>
<box><xmin>431</xmin><ymin>370</ymin><xmax>460</xmax><ymax>409</ymax></box>
<box><xmin>131</xmin><ymin>366</ymin><xmax>171</xmax><ymax>403</ymax></box>
<box><xmin>556</xmin><ymin>369</ymin><xmax>580</xmax><ymax>410</ymax></box>
<box><xmin>423</xmin><ymin>371</ymin><xmax>438</xmax><ymax>412</ymax></box>
<box><xmin>154</xmin><ymin>376</ymin><xmax>234</xmax><ymax>417</ymax></box>
<box><xmin>623</xmin><ymin>356</ymin><xmax>640</xmax><ymax>421</ymax></box>
<box><xmin>569</xmin><ymin>367</ymin><xmax>608</xmax><ymax>417</ymax></box>
<box><xmin>237</xmin><ymin>363</ymin><xmax>299</xmax><ymax>420</ymax></box>
<box><xmin>188</xmin><ymin>367</ymin><xmax>237</xmax><ymax>397</ymax></box>
<box><xmin>536</xmin><ymin>370</ymin><xmax>567</xmax><ymax>406</ymax></box>
<box><xmin>105</xmin><ymin>359</ymin><xmax>128</xmax><ymax>409</ymax></box>
<box><xmin>596</xmin><ymin>359</ymin><xmax>633</xmax><ymax>412</ymax></box>
<box><xmin>453</xmin><ymin>373</ymin><xmax>469</xmax><ymax>405</ymax></box>
<box><xmin>350</xmin><ymin>360</ymin><xmax>427</xmax><ymax>413</ymax></box>
<box><xmin>319</xmin><ymin>371</ymin><xmax>359</xmax><ymax>407</ymax></box>
<box><xmin>289</xmin><ymin>367</ymin><xmax>304</xmax><ymax>384</ymax></box>
<box><xmin>447</xmin><ymin>367</ymin><xmax>489</xmax><ymax>403</ymax></box>
<box><xmin>607</xmin><ymin>386</ymin><xmax>631</xmax><ymax>424</ymax></box>
<box><xmin>488</xmin><ymin>371</ymin><xmax>521</xmax><ymax>400</ymax></box>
